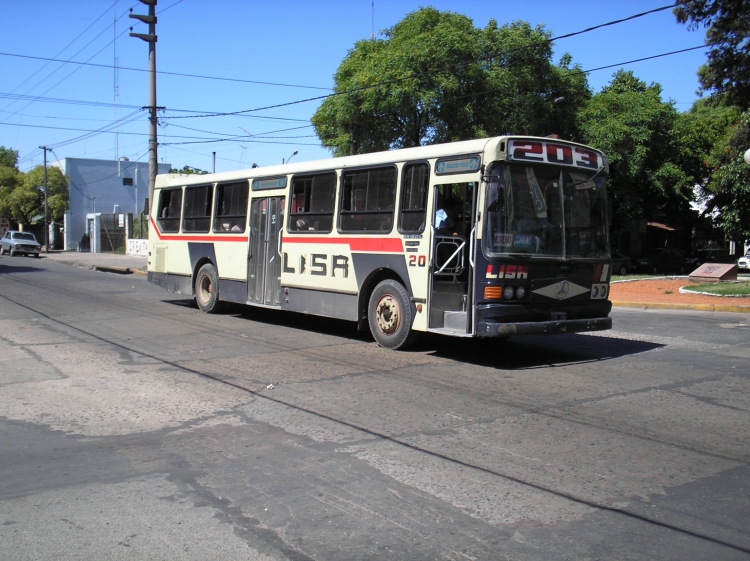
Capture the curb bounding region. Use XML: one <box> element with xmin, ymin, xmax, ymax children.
<box><xmin>92</xmin><ymin>265</ymin><xmax>133</xmax><ymax>275</ymax></box>
<box><xmin>611</xmin><ymin>301</ymin><xmax>750</xmax><ymax>314</ymax></box>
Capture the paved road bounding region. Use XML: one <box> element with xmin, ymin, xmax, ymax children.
<box><xmin>1</xmin><ymin>255</ymin><xmax>749</xmax><ymax>560</ymax></box>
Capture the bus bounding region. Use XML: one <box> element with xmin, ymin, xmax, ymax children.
<box><xmin>148</xmin><ymin>135</ymin><xmax>613</xmax><ymax>349</ymax></box>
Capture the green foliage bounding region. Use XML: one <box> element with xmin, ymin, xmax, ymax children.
<box><xmin>0</xmin><ymin>166</ymin><xmax>23</xmax><ymax>218</ymax></box>
<box><xmin>1</xmin><ymin>165</ymin><xmax>70</xmax><ymax>227</ymax></box>
<box><xmin>577</xmin><ymin>71</ymin><xmax>686</xmax><ymax>229</ymax></box>
<box><xmin>674</xmin><ymin>0</ymin><xmax>750</xmax><ymax>110</ymax></box>
<box><xmin>169</xmin><ymin>165</ymin><xmax>209</xmax><ymax>175</ymax></box>
<box><xmin>704</xmin><ymin>109</ymin><xmax>750</xmax><ymax>239</ymax></box>
<box><xmin>672</xmin><ymin>98</ymin><xmax>741</xmax><ymax>193</ymax></box>
<box><xmin>312</xmin><ymin>8</ymin><xmax>590</xmax><ymax>156</ymax></box>
<box><xmin>0</xmin><ymin>146</ymin><xmax>19</xmax><ymax>169</ymax></box>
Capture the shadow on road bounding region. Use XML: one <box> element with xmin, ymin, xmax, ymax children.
<box><xmin>417</xmin><ymin>332</ymin><xmax>663</xmax><ymax>370</ymax></box>
<box><xmin>162</xmin><ymin>297</ymin><xmax>662</xmax><ymax>370</ymax></box>
<box><xmin>0</xmin><ymin>260</ymin><xmax>45</xmax><ymax>275</ymax></box>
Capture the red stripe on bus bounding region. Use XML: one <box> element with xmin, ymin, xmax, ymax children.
<box><xmin>282</xmin><ymin>237</ymin><xmax>403</xmax><ymax>253</ymax></box>
<box><xmin>149</xmin><ymin>216</ymin><xmax>249</xmax><ymax>242</ymax></box>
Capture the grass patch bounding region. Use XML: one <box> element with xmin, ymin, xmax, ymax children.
<box><xmin>682</xmin><ymin>280</ymin><xmax>750</xmax><ymax>297</ymax></box>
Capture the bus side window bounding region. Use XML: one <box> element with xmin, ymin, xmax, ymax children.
<box><xmin>399</xmin><ymin>163</ymin><xmax>428</xmax><ymax>233</ymax></box>
<box><xmin>157</xmin><ymin>188</ymin><xmax>182</xmax><ymax>233</ymax></box>
<box><xmin>288</xmin><ymin>172</ymin><xmax>336</xmax><ymax>232</ymax></box>
<box><xmin>214</xmin><ymin>181</ymin><xmax>249</xmax><ymax>233</ymax></box>
<box><xmin>339</xmin><ymin>167</ymin><xmax>396</xmax><ymax>233</ymax></box>
<box><xmin>182</xmin><ymin>184</ymin><xmax>213</xmax><ymax>233</ymax></box>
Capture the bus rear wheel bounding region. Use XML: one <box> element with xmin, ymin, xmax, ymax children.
<box><xmin>368</xmin><ymin>280</ymin><xmax>417</xmax><ymax>350</ymax></box>
<box><xmin>195</xmin><ymin>263</ymin><xmax>222</xmax><ymax>313</ymax></box>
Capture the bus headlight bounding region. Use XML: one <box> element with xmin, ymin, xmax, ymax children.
<box><xmin>592</xmin><ymin>285</ymin><xmax>599</xmax><ymax>298</ymax></box>
<box><xmin>515</xmin><ymin>286</ymin><xmax>526</xmax><ymax>300</ymax></box>
<box><xmin>503</xmin><ymin>286</ymin><xmax>515</xmax><ymax>300</ymax></box>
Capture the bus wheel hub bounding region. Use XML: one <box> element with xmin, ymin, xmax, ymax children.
<box><xmin>375</xmin><ymin>295</ymin><xmax>399</xmax><ymax>334</ymax></box>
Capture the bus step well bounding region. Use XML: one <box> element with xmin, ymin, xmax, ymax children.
<box><xmin>443</xmin><ymin>310</ymin><xmax>467</xmax><ymax>332</ymax></box>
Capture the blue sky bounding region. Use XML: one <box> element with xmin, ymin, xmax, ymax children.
<box><xmin>0</xmin><ymin>1</ymin><xmax>710</xmax><ymax>175</ymax></box>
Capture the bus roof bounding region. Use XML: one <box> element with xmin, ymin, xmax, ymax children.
<box><xmin>155</xmin><ymin>135</ymin><xmax>604</xmax><ymax>188</ymax></box>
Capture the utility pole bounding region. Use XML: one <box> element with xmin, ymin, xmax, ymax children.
<box><xmin>39</xmin><ymin>146</ymin><xmax>52</xmax><ymax>253</ymax></box>
<box><xmin>129</xmin><ymin>0</ymin><xmax>159</xmax><ymax>207</ymax></box>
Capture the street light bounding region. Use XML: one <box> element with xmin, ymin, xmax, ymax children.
<box><xmin>283</xmin><ymin>150</ymin><xmax>298</xmax><ymax>164</ymax></box>
<box><xmin>744</xmin><ymin>148</ymin><xmax>750</xmax><ymax>165</ymax></box>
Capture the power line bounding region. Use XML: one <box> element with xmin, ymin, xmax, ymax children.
<box><xmin>9</xmin><ymin>42</ymin><xmax>709</xmax><ymax>158</ymax></box>
<box><xmin>1</xmin><ymin>1</ymin><xmax>119</xmax><ymax>103</ymax></box>
<box><xmin>0</xmin><ymin>91</ymin><xmax>310</xmax><ymax>122</ymax></box>
<box><xmin>0</xmin><ymin>26</ymin><xmax>136</xmax><ymax>126</ymax></box>
<box><xmin>0</xmin><ymin>5</ymin><xmax>139</xmax><ymax>124</ymax></box>
<box><xmin>161</xmin><ymin>3</ymin><xmax>679</xmax><ymax>121</ymax></box>
<box><xmin>155</xmin><ymin>43</ymin><xmax>711</xmax><ymax>148</ymax></box>
<box><xmin>450</xmin><ymin>44</ymin><xmax>713</xmax><ymax>103</ymax></box>
<box><xmin>0</xmin><ymin>51</ymin><xmax>332</xmax><ymax>91</ymax></box>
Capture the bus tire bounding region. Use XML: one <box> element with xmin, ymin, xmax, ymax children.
<box><xmin>195</xmin><ymin>263</ymin><xmax>222</xmax><ymax>313</ymax></box>
<box><xmin>368</xmin><ymin>279</ymin><xmax>417</xmax><ymax>350</ymax></box>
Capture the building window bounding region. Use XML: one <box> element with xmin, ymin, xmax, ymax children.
<box><xmin>288</xmin><ymin>172</ymin><xmax>336</xmax><ymax>232</ymax></box>
<box><xmin>122</xmin><ymin>177</ymin><xmax>133</xmax><ymax>186</ymax></box>
<box><xmin>182</xmin><ymin>184</ymin><xmax>213</xmax><ymax>233</ymax></box>
<box><xmin>214</xmin><ymin>181</ymin><xmax>249</xmax><ymax>233</ymax></box>
<box><xmin>156</xmin><ymin>188</ymin><xmax>182</xmax><ymax>233</ymax></box>
<box><xmin>399</xmin><ymin>163</ymin><xmax>429</xmax><ymax>233</ymax></box>
<box><xmin>339</xmin><ymin>167</ymin><xmax>396</xmax><ymax>233</ymax></box>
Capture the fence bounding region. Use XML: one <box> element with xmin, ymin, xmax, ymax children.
<box><xmin>98</xmin><ymin>213</ymin><xmax>132</xmax><ymax>253</ymax></box>
<box><xmin>132</xmin><ymin>212</ymin><xmax>149</xmax><ymax>240</ymax></box>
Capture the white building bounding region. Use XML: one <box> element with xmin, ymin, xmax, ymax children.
<box><xmin>54</xmin><ymin>157</ymin><xmax>171</xmax><ymax>251</ymax></box>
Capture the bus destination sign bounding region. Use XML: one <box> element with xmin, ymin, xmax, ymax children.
<box><xmin>435</xmin><ymin>156</ymin><xmax>481</xmax><ymax>175</ymax></box>
<box><xmin>508</xmin><ymin>140</ymin><xmax>602</xmax><ymax>170</ymax></box>
<box><xmin>253</xmin><ymin>177</ymin><xmax>288</xmax><ymax>190</ymax></box>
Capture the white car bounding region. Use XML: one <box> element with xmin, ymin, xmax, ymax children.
<box><xmin>738</xmin><ymin>251</ymin><xmax>750</xmax><ymax>271</ymax></box>
<box><xmin>0</xmin><ymin>231</ymin><xmax>41</xmax><ymax>257</ymax></box>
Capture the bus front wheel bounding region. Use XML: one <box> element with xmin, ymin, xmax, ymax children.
<box><xmin>368</xmin><ymin>280</ymin><xmax>417</xmax><ymax>350</ymax></box>
<box><xmin>195</xmin><ymin>263</ymin><xmax>222</xmax><ymax>313</ymax></box>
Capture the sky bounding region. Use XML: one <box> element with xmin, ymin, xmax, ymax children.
<box><xmin>0</xmin><ymin>1</ymin><xmax>712</xmax><ymax>176</ymax></box>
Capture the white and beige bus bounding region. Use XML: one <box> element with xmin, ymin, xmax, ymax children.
<box><xmin>148</xmin><ymin>135</ymin><xmax>613</xmax><ymax>349</ymax></box>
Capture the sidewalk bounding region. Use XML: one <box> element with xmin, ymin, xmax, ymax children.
<box><xmin>41</xmin><ymin>250</ymin><xmax>147</xmax><ymax>275</ymax></box>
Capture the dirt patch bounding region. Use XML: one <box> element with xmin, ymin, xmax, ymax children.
<box><xmin>610</xmin><ymin>278</ymin><xmax>750</xmax><ymax>309</ymax></box>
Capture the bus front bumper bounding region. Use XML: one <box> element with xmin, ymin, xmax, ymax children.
<box><xmin>477</xmin><ymin>317</ymin><xmax>612</xmax><ymax>337</ymax></box>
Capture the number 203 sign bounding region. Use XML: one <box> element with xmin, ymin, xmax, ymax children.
<box><xmin>508</xmin><ymin>140</ymin><xmax>603</xmax><ymax>170</ymax></box>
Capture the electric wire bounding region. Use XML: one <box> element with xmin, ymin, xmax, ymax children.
<box><xmin>0</xmin><ymin>4</ymin><xmax>139</xmax><ymax>124</ymax></box>
<box><xmin>0</xmin><ymin>1</ymin><xmax>118</xmax><ymax>103</ymax></box>
<box><xmin>0</xmin><ymin>51</ymin><xmax>332</xmax><ymax>92</ymax></box>
<box><xmin>161</xmin><ymin>4</ymin><xmax>680</xmax><ymax>120</ymax></box>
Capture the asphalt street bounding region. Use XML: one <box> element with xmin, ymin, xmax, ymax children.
<box><xmin>1</xmin><ymin>254</ymin><xmax>749</xmax><ymax>560</ymax></box>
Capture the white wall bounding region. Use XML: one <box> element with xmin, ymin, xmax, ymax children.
<box><xmin>56</xmin><ymin>158</ymin><xmax>170</xmax><ymax>250</ymax></box>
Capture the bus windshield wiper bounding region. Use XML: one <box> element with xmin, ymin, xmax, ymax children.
<box><xmin>566</xmin><ymin>165</ymin><xmax>606</xmax><ymax>189</ymax></box>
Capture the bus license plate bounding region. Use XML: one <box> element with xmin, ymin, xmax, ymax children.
<box><xmin>550</xmin><ymin>312</ymin><xmax>568</xmax><ymax>321</ymax></box>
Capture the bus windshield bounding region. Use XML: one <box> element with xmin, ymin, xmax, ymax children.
<box><xmin>483</xmin><ymin>162</ymin><xmax>609</xmax><ymax>259</ymax></box>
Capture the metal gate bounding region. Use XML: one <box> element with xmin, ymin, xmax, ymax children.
<box><xmin>98</xmin><ymin>213</ymin><xmax>132</xmax><ymax>253</ymax></box>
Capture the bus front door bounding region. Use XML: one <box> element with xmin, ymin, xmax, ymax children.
<box><xmin>429</xmin><ymin>182</ymin><xmax>477</xmax><ymax>334</ymax></box>
<box><xmin>248</xmin><ymin>196</ymin><xmax>285</xmax><ymax>306</ymax></box>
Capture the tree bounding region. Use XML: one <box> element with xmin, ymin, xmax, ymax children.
<box><xmin>168</xmin><ymin>165</ymin><xmax>209</xmax><ymax>175</ymax></box>
<box><xmin>2</xmin><ymin>165</ymin><xmax>69</xmax><ymax>228</ymax></box>
<box><xmin>577</xmin><ymin>70</ymin><xmax>687</xmax><ymax>231</ymax></box>
<box><xmin>674</xmin><ymin>0</ymin><xmax>750</xmax><ymax>110</ymax></box>
<box><xmin>700</xmin><ymin>109</ymin><xmax>750</xmax><ymax>240</ymax></box>
<box><xmin>312</xmin><ymin>8</ymin><xmax>590</xmax><ymax>156</ymax></box>
<box><xmin>0</xmin><ymin>146</ymin><xmax>19</xmax><ymax>169</ymax></box>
